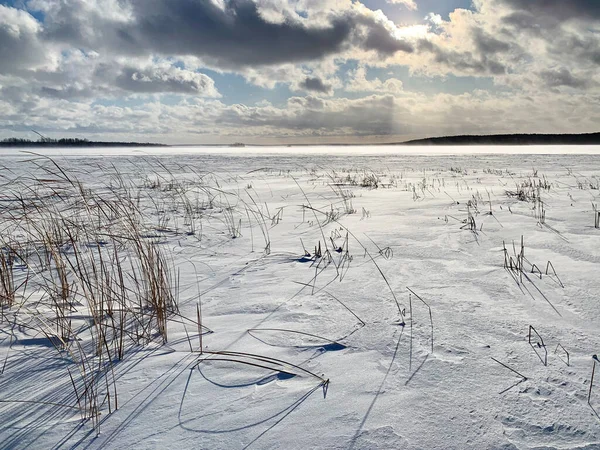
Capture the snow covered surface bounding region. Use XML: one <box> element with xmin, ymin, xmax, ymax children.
<box><xmin>1</xmin><ymin>146</ymin><xmax>600</xmax><ymax>449</ymax></box>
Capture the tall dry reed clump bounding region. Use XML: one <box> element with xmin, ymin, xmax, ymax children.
<box><xmin>0</xmin><ymin>156</ymin><xmax>181</xmax><ymax>433</ymax></box>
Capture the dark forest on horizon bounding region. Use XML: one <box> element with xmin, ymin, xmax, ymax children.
<box><xmin>0</xmin><ymin>138</ymin><xmax>166</xmax><ymax>147</ymax></box>
<box><xmin>403</xmin><ymin>132</ymin><xmax>600</xmax><ymax>146</ymax></box>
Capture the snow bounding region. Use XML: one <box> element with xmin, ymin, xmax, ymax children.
<box><xmin>1</xmin><ymin>147</ymin><xmax>600</xmax><ymax>449</ymax></box>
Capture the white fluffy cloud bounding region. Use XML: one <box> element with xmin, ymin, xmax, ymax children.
<box><xmin>386</xmin><ymin>0</ymin><xmax>418</xmax><ymax>11</ymax></box>
<box><xmin>345</xmin><ymin>67</ymin><xmax>404</xmax><ymax>94</ymax></box>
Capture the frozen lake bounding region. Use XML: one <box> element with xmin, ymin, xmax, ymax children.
<box><xmin>1</xmin><ymin>146</ymin><xmax>600</xmax><ymax>449</ymax></box>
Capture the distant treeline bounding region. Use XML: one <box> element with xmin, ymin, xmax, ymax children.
<box><xmin>0</xmin><ymin>138</ymin><xmax>166</xmax><ymax>147</ymax></box>
<box><xmin>403</xmin><ymin>133</ymin><xmax>600</xmax><ymax>146</ymax></box>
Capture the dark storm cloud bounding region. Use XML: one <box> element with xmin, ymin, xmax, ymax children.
<box><xmin>40</xmin><ymin>86</ymin><xmax>97</xmax><ymax>100</ymax></box>
<box><xmin>500</xmin><ymin>0</ymin><xmax>600</xmax><ymax>21</ymax></box>
<box><xmin>539</xmin><ymin>68</ymin><xmax>591</xmax><ymax>89</ymax></box>
<box><xmin>355</xmin><ymin>18</ymin><xmax>415</xmax><ymax>55</ymax></box>
<box><xmin>543</xmin><ymin>33</ymin><xmax>600</xmax><ymax>70</ymax></box>
<box><xmin>473</xmin><ymin>29</ymin><xmax>511</xmax><ymax>55</ymax></box>
<box><xmin>418</xmin><ymin>39</ymin><xmax>506</xmax><ymax>75</ymax></box>
<box><xmin>499</xmin><ymin>0</ymin><xmax>600</xmax><ymax>31</ymax></box>
<box><xmin>126</xmin><ymin>0</ymin><xmax>354</xmax><ymax>67</ymax></box>
<box><xmin>34</xmin><ymin>0</ymin><xmax>414</xmax><ymax>69</ymax></box>
<box><xmin>496</xmin><ymin>1</ymin><xmax>600</xmax><ymax>72</ymax></box>
<box><xmin>501</xmin><ymin>12</ymin><xmax>545</xmax><ymax>34</ymax></box>
<box><xmin>299</xmin><ymin>77</ymin><xmax>333</xmax><ymax>94</ymax></box>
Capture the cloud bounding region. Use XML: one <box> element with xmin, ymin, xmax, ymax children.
<box><xmin>472</xmin><ymin>29</ymin><xmax>511</xmax><ymax>55</ymax></box>
<box><xmin>0</xmin><ymin>5</ymin><xmax>57</xmax><ymax>73</ymax></box>
<box><xmin>0</xmin><ymin>49</ymin><xmax>220</xmax><ymax>99</ymax></box>
<box><xmin>26</xmin><ymin>0</ymin><xmax>414</xmax><ymax>70</ymax></box>
<box><xmin>386</xmin><ymin>0</ymin><xmax>417</xmax><ymax>11</ymax></box>
<box><xmin>128</xmin><ymin>0</ymin><xmax>356</xmax><ymax>67</ymax></box>
<box><xmin>218</xmin><ymin>94</ymin><xmax>404</xmax><ymax>136</ymax></box>
<box><xmin>538</xmin><ymin>68</ymin><xmax>592</xmax><ymax>89</ymax></box>
<box><xmin>352</xmin><ymin>6</ymin><xmax>415</xmax><ymax>56</ymax></box>
<box><xmin>299</xmin><ymin>77</ymin><xmax>333</xmax><ymax>94</ymax></box>
<box><xmin>546</xmin><ymin>34</ymin><xmax>600</xmax><ymax>68</ymax></box>
<box><xmin>114</xmin><ymin>65</ymin><xmax>220</xmax><ymax>96</ymax></box>
<box><xmin>6</xmin><ymin>0</ymin><xmax>416</xmax><ymax>97</ymax></box>
<box><xmin>498</xmin><ymin>0</ymin><xmax>600</xmax><ymax>22</ymax></box>
<box><xmin>345</xmin><ymin>66</ymin><xmax>403</xmax><ymax>94</ymax></box>
<box><xmin>375</xmin><ymin>7</ymin><xmax>520</xmax><ymax>78</ymax></box>
<box><xmin>417</xmin><ymin>39</ymin><xmax>507</xmax><ymax>75</ymax></box>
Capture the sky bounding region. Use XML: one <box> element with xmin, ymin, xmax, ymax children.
<box><xmin>1</xmin><ymin>0</ymin><xmax>600</xmax><ymax>144</ymax></box>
